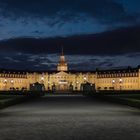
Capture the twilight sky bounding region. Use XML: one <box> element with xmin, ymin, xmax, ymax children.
<box><xmin>0</xmin><ymin>0</ymin><xmax>140</xmax><ymax>70</ymax></box>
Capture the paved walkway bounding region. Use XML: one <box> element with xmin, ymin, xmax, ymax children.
<box><xmin>0</xmin><ymin>95</ymin><xmax>140</xmax><ymax>140</ymax></box>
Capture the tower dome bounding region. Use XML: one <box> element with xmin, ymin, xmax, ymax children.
<box><xmin>57</xmin><ymin>47</ymin><xmax>68</xmax><ymax>71</ymax></box>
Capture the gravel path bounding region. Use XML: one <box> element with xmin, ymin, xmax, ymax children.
<box><xmin>0</xmin><ymin>95</ymin><xmax>140</xmax><ymax>140</ymax></box>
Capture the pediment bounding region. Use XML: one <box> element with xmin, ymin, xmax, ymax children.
<box><xmin>54</xmin><ymin>71</ymin><xmax>69</xmax><ymax>76</ymax></box>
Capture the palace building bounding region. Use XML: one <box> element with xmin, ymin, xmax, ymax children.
<box><xmin>0</xmin><ymin>50</ymin><xmax>140</xmax><ymax>91</ymax></box>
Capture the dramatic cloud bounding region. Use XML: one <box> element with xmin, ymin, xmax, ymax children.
<box><xmin>0</xmin><ymin>52</ymin><xmax>140</xmax><ymax>71</ymax></box>
<box><xmin>0</xmin><ymin>0</ymin><xmax>139</xmax><ymax>39</ymax></box>
<box><xmin>0</xmin><ymin>0</ymin><xmax>139</xmax><ymax>70</ymax></box>
<box><xmin>0</xmin><ymin>17</ymin><xmax>108</xmax><ymax>40</ymax></box>
<box><xmin>0</xmin><ymin>0</ymin><xmax>127</xmax><ymax>19</ymax></box>
<box><xmin>0</xmin><ymin>26</ymin><xmax>140</xmax><ymax>55</ymax></box>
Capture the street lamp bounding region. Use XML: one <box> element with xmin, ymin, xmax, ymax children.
<box><xmin>112</xmin><ymin>79</ymin><xmax>115</xmax><ymax>90</ymax></box>
<box><xmin>84</xmin><ymin>77</ymin><xmax>87</xmax><ymax>80</ymax></box>
<box><xmin>48</xmin><ymin>81</ymin><xmax>50</xmax><ymax>90</ymax></box>
<box><xmin>41</xmin><ymin>76</ymin><xmax>44</xmax><ymax>84</ymax></box>
<box><xmin>41</xmin><ymin>76</ymin><xmax>44</xmax><ymax>81</ymax></box>
<box><xmin>11</xmin><ymin>80</ymin><xmax>14</xmax><ymax>84</ymax></box>
<box><xmin>10</xmin><ymin>80</ymin><xmax>14</xmax><ymax>90</ymax></box>
<box><xmin>112</xmin><ymin>79</ymin><xmax>115</xmax><ymax>84</ymax></box>
<box><xmin>4</xmin><ymin>79</ymin><xmax>7</xmax><ymax>90</ymax></box>
<box><xmin>4</xmin><ymin>79</ymin><xmax>7</xmax><ymax>83</ymax></box>
<box><xmin>76</xmin><ymin>81</ymin><xmax>79</xmax><ymax>90</ymax></box>
<box><xmin>84</xmin><ymin>76</ymin><xmax>87</xmax><ymax>83</ymax></box>
<box><xmin>119</xmin><ymin>78</ymin><xmax>122</xmax><ymax>90</ymax></box>
<box><xmin>119</xmin><ymin>78</ymin><xmax>122</xmax><ymax>83</ymax></box>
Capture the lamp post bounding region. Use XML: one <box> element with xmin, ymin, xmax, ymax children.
<box><xmin>48</xmin><ymin>81</ymin><xmax>50</xmax><ymax>90</ymax></box>
<box><xmin>11</xmin><ymin>79</ymin><xmax>14</xmax><ymax>84</ymax></box>
<box><xmin>84</xmin><ymin>76</ymin><xmax>87</xmax><ymax>83</ymax></box>
<box><xmin>4</xmin><ymin>79</ymin><xmax>7</xmax><ymax>90</ymax></box>
<box><xmin>119</xmin><ymin>78</ymin><xmax>122</xmax><ymax>90</ymax></box>
<box><xmin>4</xmin><ymin>79</ymin><xmax>7</xmax><ymax>83</ymax></box>
<box><xmin>76</xmin><ymin>81</ymin><xmax>79</xmax><ymax>90</ymax></box>
<box><xmin>48</xmin><ymin>75</ymin><xmax>50</xmax><ymax>91</ymax></box>
<box><xmin>112</xmin><ymin>79</ymin><xmax>115</xmax><ymax>90</ymax></box>
<box><xmin>41</xmin><ymin>76</ymin><xmax>44</xmax><ymax>83</ymax></box>
<box><xmin>11</xmin><ymin>79</ymin><xmax>14</xmax><ymax>90</ymax></box>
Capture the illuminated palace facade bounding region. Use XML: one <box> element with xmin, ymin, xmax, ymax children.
<box><xmin>0</xmin><ymin>51</ymin><xmax>140</xmax><ymax>91</ymax></box>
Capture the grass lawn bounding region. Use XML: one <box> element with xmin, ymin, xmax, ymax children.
<box><xmin>0</xmin><ymin>94</ymin><xmax>27</xmax><ymax>109</ymax></box>
<box><xmin>107</xmin><ymin>94</ymin><xmax>140</xmax><ymax>100</ymax></box>
<box><xmin>98</xmin><ymin>93</ymin><xmax>140</xmax><ymax>109</ymax></box>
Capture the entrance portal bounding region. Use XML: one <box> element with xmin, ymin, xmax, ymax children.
<box><xmin>58</xmin><ymin>80</ymin><xmax>68</xmax><ymax>91</ymax></box>
<box><xmin>58</xmin><ymin>84</ymin><xmax>68</xmax><ymax>91</ymax></box>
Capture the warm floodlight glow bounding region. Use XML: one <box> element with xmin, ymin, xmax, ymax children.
<box><xmin>41</xmin><ymin>77</ymin><xmax>44</xmax><ymax>80</ymax></box>
<box><xmin>4</xmin><ymin>79</ymin><xmax>7</xmax><ymax>83</ymax></box>
<box><xmin>84</xmin><ymin>77</ymin><xmax>87</xmax><ymax>80</ymax></box>
<box><xmin>11</xmin><ymin>80</ymin><xmax>14</xmax><ymax>83</ymax></box>
<box><xmin>112</xmin><ymin>79</ymin><xmax>115</xmax><ymax>83</ymax></box>
<box><xmin>119</xmin><ymin>78</ymin><xmax>122</xmax><ymax>83</ymax></box>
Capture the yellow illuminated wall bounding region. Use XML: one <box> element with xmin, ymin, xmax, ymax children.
<box><xmin>0</xmin><ymin>53</ymin><xmax>139</xmax><ymax>91</ymax></box>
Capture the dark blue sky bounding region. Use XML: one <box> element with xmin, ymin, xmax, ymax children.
<box><xmin>0</xmin><ymin>0</ymin><xmax>140</xmax><ymax>70</ymax></box>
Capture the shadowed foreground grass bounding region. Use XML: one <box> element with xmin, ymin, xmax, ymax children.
<box><xmin>0</xmin><ymin>95</ymin><xmax>28</xmax><ymax>109</ymax></box>
<box><xmin>91</xmin><ymin>93</ymin><xmax>140</xmax><ymax>109</ymax></box>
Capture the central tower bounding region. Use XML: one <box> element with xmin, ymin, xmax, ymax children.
<box><xmin>57</xmin><ymin>47</ymin><xmax>68</xmax><ymax>71</ymax></box>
